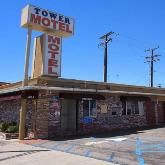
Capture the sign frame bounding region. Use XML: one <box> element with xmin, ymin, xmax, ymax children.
<box><xmin>21</xmin><ymin>4</ymin><xmax>74</xmax><ymax>37</ymax></box>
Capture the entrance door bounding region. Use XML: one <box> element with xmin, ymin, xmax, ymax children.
<box><xmin>61</xmin><ymin>99</ymin><xmax>77</xmax><ymax>133</ymax></box>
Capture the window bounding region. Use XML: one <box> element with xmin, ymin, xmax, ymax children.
<box><xmin>122</xmin><ymin>100</ymin><xmax>144</xmax><ymax>116</ymax></box>
<box><xmin>112</xmin><ymin>111</ymin><xmax>117</xmax><ymax>115</ymax></box>
<box><xmin>82</xmin><ymin>99</ymin><xmax>97</xmax><ymax>117</ymax></box>
<box><xmin>122</xmin><ymin>101</ymin><xmax>126</xmax><ymax>115</ymax></box>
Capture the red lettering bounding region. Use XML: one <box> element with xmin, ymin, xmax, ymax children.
<box><xmin>48</xmin><ymin>43</ymin><xmax>59</xmax><ymax>51</ymax></box>
<box><xmin>51</xmin><ymin>20</ymin><xmax>58</xmax><ymax>29</ymax></box>
<box><xmin>66</xmin><ymin>24</ymin><xmax>72</xmax><ymax>33</ymax></box>
<box><xmin>48</xmin><ymin>59</ymin><xmax>58</xmax><ymax>67</ymax></box>
<box><xmin>42</xmin><ymin>17</ymin><xmax>50</xmax><ymax>26</ymax></box>
<box><xmin>48</xmin><ymin>35</ymin><xmax>60</xmax><ymax>44</ymax></box>
<box><xmin>30</xmin><ymin>14</ymin><xmax>41</xmax><ymax>24</ymax></box>
<box><xmin>59</xmin><ymin>22</ymin><xmax>65</xmax><ymax>31</ymax></box>
<box><xmin>48</xmin><ymin>67</ymin><xmax>58</xmax><ymax>75</ymax></box>
<box><xmin>48</xmin><ymin>51</ymin><xmax>59</xmax><ymax>59</ymax></box>
<box><xmin>46</xmin><ymin>34</ymin><xmax>61</xmax><ymax>77</ymax></box>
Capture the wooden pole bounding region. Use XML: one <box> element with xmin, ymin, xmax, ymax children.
<box><xmin>19</xmin><ymin>28</ymin><xmax>32</xmax><ymax>140</ymax></box>
<box><xmin>104</xmin><ymin>35</ymin><xmax>108</xmax><ymax>82</ymax></box>
<box><xmin>23</xmin><ymin>28</ymin><xmax>32</xmax><ymax>86</ymax></box>
<box><xmin>19</xmin><ymin>99</ymin><xmax>27</xmax><ymax>140</ymax></box>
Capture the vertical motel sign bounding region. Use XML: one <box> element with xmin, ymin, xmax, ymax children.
<box><xmin>44</xmin><ymin>34</ymin><xmax>62</xmax><ymax>76</ymax></box>
<box><xmin>21</xmin><ymin>4</ymin><xmax>74</xmax><ymax>78</ymax></box>
<box><xmin>32</xmin><ymin>34</ymin><xmax>62</xmax><ymax>77</ymax></box>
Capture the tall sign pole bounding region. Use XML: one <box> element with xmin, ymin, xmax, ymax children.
<box><xmin>19</xmin><ymin>28</ymin><xmax>32</xmax><ymax>140</ymax></box>
<box><xmin>23</xmin><ymin>28</ymin><xmax>32</xmax><ymax>86</ymax></box>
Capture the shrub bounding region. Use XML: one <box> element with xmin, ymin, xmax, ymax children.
<box><xmin>0</xmin><ymin>123</ymin><xmax>9</xmax><ymax>132</ymax></box>
<box><xmin>6</xmin><ymin>125</ymin><xmax>19</xmax><ymax>133</ymax></box>
<box><xmin>10</xmin><ymin>122</ymin><xmax>17</xmax><ymax>126</ymax></box>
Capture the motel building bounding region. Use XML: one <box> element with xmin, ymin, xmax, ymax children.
<box><xmin>0</xmin><ymin>5</ymin><xmax>165</xmax><ymax>140</ymax></box>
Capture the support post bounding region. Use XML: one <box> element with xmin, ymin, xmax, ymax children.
<box><xmin>19</xmin><ymin>99</ymin><xmax>27</xmax><ymax>140</ymax></box>
<box><xmin>19</xmin><ymin>28</ymin><xmax>32</xmax><ymax>140</ymax></box>
<box><xmin>23</xmin><ymin>28</ymin><xmax>32</xmax><ymax>86</ymax></box>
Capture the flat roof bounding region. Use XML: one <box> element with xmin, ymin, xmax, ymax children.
<box><xmin>0</xmin><ymin>82</ymin><xmax>9</xmax><ymax>86</ymax></box>
<box><xmin>0</xmin><ymin>76</ymin><xmax>165</xmax><ymax>100</ymax></box>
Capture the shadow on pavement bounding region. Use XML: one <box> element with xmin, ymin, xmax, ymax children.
<box><xmin>0</xmin><ymin>149</ymin><xmax>50</xmax><ymax>153</ymax></box>
<box><xmin>0</xmin><ymin>149</ymin><xmax>50</xmax><ymax>162</ymax></box>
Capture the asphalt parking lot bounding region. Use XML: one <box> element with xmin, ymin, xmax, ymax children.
<box><xmin>0</xmin><ymin>140</ymin><xmax>114</xmax><ymax>165</ymax></box>
<box><xmin>24</xmin><ymin>126</ymin><xmax>165</xmax><ymax>165</ymax></box>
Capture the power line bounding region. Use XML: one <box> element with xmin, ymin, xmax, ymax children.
<box><xmin>145</xmin><ymin>46</ymin><xmax>161</xmax><ymax>87</ymax></box>
<box><xmin>116</xmin><ymin>34</ymin><xmax>165</xmax><ymax>56</ymax></box>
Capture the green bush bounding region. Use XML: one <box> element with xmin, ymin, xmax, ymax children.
<box><xmin>0</xmin><ymin>122</ymin><xmax>19</xmax><ymax>133</ymax></box>
<box><xmin>6</xmin><ymin>125</ymin><xmax>19</xmax><ymax>133</ymax></box>
<box><xmin>10</xmin><ymin>122</ymin><xmax>17</xmax><ymax>126</ymax></box>
<box><xmin>0</xmin><ymin>123</ymin><xmax>9</xmax><ymax>132</ymax></box>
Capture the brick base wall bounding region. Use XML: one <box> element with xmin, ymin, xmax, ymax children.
<box><xmin>29</xmin><ymin>91</ymin><xmax>61</xmax><ymax>139</ymax></box>
<box><xmin>0</xmin><ymin>93</ymin><xmax>164</xmax><ymax>139</ymax></box>
<box><xmin>48</xmin><ymin>98</ymin><xmax>61</xmax><ymax>138</ymax></box>
<box><xmin>157</xmin><ymin>102</ymin><xmax>165</xmax><ymax>123</ymax></box>
<box><xmin>0</xmin><ymin>99</ymin><xmax>20</xmax><ymax>124</ymax></box>
<box><xmin>0</xmin><ymin>98</ymin><xmax>34</xmax><ymax>137</ymax></box>
<box><xmin>78</xmin><ymin>96</ymin><xmax>147</xmax><ymax>135</ymax></box>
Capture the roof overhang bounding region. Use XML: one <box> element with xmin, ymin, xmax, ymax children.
<box><xmin>0</xmin><ymin>86</ymin><xmax>165</xmax><ymax>98</ymax></box>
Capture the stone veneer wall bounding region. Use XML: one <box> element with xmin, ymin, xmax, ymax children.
<box><xmin>48</xmin><ymin>97</ymin><xmax>61</xmax><ymax>138</ymax></box>
<box><xmin>0</xmin><ymin>98</ymin><xmax>34</xmax><ymax>136</ymax></box>
<box><xmin>0</xmin><ymin>99</ymin><xmax>21</xmax><ymax>124</ymax></box>
<box><xmin>0</xmin><ymin>94</ymin><xmax>156</xmax><ymax>139</ymax></box>
<box><xmin>157</xmin><ymin>102</ymin><xmax>165</xmax><ymax>123</ymax></box>
<box><xmin>26</xmin><ymin>99</ymin><xmax>35</xmax><ymax>135</ymax></box>
<box><xmin>29</xmin><ymin>91</ymin><xmax>61</xmax><ymax>139</ymax></box>
<box><xmin>0</xmin><ymin>92</ymin><xmax>61</xmax><ymax>139</ymax></box>
<box><xmin>78</xmin><ymin>96</ymin><xmax>147</xmax><ymax>134</ymax></box>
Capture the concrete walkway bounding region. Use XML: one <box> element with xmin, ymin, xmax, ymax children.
<box><xmin>0</xmin><ymin>140</ymin><xmax>116</xmax><ymax>165</ymax></box>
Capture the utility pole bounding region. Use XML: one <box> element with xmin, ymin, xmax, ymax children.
<box><xmin>99</xmin><ymin>31</ymin><xmax>117</xmax><ymax>82</ymax></box>
<box><xmin>145</xmin><ymin>46</ymin><xmax>161</xmax><ymax>87</ymax></box>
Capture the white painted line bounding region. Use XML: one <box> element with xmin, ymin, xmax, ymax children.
<box><xmin>85</xmin><ymin>141</ymin><xmax>109</xmax><ymax>146</ymax></box>
<box><xmin>105</xmin><ymin>138</ymin><xmax>127</xmax><ymax>142</ymax></box>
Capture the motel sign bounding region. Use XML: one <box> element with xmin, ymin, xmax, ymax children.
<box><xmin>21</xmin><ymin>4</ymin><xmax>74</xmax><ymax>37</ymax></box>
<box><xmin>21</xmin><ymin>4</ymin><xmax>74</xmax><ymax>78</ymax></box>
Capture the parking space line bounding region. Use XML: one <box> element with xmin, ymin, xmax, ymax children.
<box><xmin>135</xmin><ymin>138</ymin><xmax>145</xmax><ymax>165</ymax></box>
<box><xmin>142</xmin><ymin>144</ymin><xmax>165</xmax><ymax>150</ymax></box>
<box><xmin>84</xmin><ymin>149</ymin><xmax>92</xmax><ymax>157</ymax></box>
<box><xmin>51</xmin><ymin>142</ymin><xmax>64</xmax><ymax>150</ymax></box>
<box><xmin>106</xmin><ymin>152</ymin><xmax>115</xmax><ymax>162</ymax></box>
<box><xmin>31</xmin><ymin>141</ymin><xmax>48</xmax><ymax>147</ymax></box>
<box><xmin>142</xmin><ymin>150</ymin><xmax>165</xmax><ymax>153</ymax></box>
<box><xmin>64</xmin><ymin>144</ymin><xmax>75</xmax><ymax>152</ymax></box>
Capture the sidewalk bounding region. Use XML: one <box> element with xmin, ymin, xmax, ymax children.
<box><xmin>0</xmin><ymin>140</ymin><xmax>116</xmax><ymax>165</ymax></box>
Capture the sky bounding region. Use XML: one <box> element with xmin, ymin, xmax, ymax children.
<box><xmin>0</xmin><ymin>0</ymin><xmax>165</xmax><ymax>87</ymax></box>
